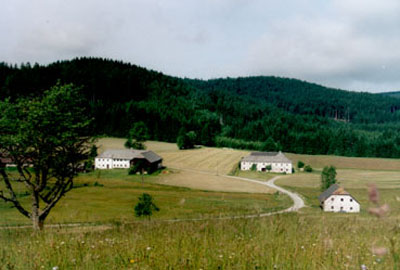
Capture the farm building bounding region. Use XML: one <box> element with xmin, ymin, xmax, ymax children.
<box><xmin>240</xmin><ymin>151</ymin><xmax>293</xmax><ymax>174</ymax></box>
<box><xmin>95</xmin><ymin>149</ymin><xmax>162</xmax><ymax>171</ymax></box>
<box><xmin>319</xmin><ymin>184</ymin><xmax>360</xmax><ymax>213</ymax></box>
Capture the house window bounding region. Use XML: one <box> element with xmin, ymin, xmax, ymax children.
<box><xmin>331</xmin><ymin>206</ymin><xmax>334</xmax><ymax>209</ymax></box>
<box><xmin>350</xmin><ymin>207</ymin><xmax>353</xmax><ymax>210</ymax></box>
<box><xmin>340</xmin><ymin>207</ymin><xmax>343</xmax><ymax>210</ymax></box>
<box><xmin>350</xmin><ymin>199</ymin><xmax>353</xmax><ymax>202</ymax></box>
<box><xmin>331</xmin><ymin>197</ymin><xmax>334</xmax><ymax>201</ymax></box>
<box><xmin>341</xmin><ymin>198</ymin><xmax>344</xmax><ymax>202</ymax></box>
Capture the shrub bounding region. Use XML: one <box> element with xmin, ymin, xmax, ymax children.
<box><xmin>94</xmin><ymin>181</ymin><xmax>104</xmax><ymax>187</ymax></box>
<box><xmin>134</xmin><ymin>193</ymin><xmax>160</xmax><ymax>219</ymax></box>
<box><xmin>297</xmin><ymin>161</ymin><xmax>305</xmax><ymax>169</ymax></box>
<box><xmin>304</xmin><ymin>165</ymin><xmax>313</xmax><ymax>172</ymax></box>
<box><xmin>265</xmin><ymin>165</ymin><xmax>272</xmax><ymax>172</ymax></box>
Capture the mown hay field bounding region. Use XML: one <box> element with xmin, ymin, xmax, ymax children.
<box><xmin>98</xmin><ymin>138</ymin><xmax>400</xmax><ymax>172</ymax></box>
<box><xmin>96</xmin><ymin>138</ymin><xmax>276</xmax><ymax>192</ymax></box>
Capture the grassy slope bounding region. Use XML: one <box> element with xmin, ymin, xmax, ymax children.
<box><xmin>0</xmin><ymin>169</ymin><xmax>290</xmax><ymax>226</ymax></box>
<box><xmin>2</xmin><ymin>215</ymin><xmax>399</xmax><ymax>270</ymax></box>
<box><xmin>2</xmin><ymin>138</ymin><xmax>400</xmax><ymax>269</ymax></box>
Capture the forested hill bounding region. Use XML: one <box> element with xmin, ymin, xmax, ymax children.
<box><xmin>379</xmin><ymin>91</ymin><xmax>400</xmax><ymax>99</ymax></box>
<box><xmin>188</xmin><ymin>77</ymin><xmax>400</xmax><ymax>123</ymax></box>
<box><xmin>1</xmin><ymin>57</ymin><xmax>400</xmax><ymax>158</ymax></box>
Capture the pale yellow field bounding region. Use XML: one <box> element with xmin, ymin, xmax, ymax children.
<box><xmin>286</xmin><ymin>153</ymin><xmax>400</xmax><ymax>171</ymax></box>
<box><xmin>97</xmin><ymin>138</ymin><xmax>247</xmax><ymax>174</ymax></box>
<box><xmin>277</xmin><ymin>169</ymin><xmax>400</xmax><ymax>189</ymax></box>
<box><xmin>156</xmin><ymin>170</ymin><xmax>273</xmax><ymax>193</ymax></box>
<box><xmin>96</xmin><ymin>138</ymin><xmax>273</xmax><ymax>193</ymax></box>
<box><xmin>96</xmin><ymin>138</ymin><xmax>400</xmax><ymax>192</ymax></box>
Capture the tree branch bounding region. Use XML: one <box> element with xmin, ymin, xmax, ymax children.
<box><xmin>40</xmin><ymin>177</ymin><xmax>73</xmax><ymax>220</ymax></box>
<box><xmin>0</xmin><ymin>168</ymin><xmax>31</xmax><ymax>218</ymax></box>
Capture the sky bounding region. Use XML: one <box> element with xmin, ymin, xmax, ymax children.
<box><xmin>1</xmin><ymin>0</ymin><xmax>400</xmax><ymax>93</ymax></box>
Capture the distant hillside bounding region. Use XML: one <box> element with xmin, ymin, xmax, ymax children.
<box><xmin>187</xmin><ymin>77</ymin><xmax>400</xmax><ymax>123</ymax></box>
<box><xmin>379</xmin><ymin>91</ymin><xmax>400</xmax><ymax>99</ymax></box>
<box><xmin>1</xmin><ymin>57</ymin><xmax>400</xmax><ymax>158</ymax></box>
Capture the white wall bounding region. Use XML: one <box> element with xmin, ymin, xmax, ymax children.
<box><xmin>95</xmin><ymin>158</ymin><xmax>130</xmax><ymax>169</ymax></box>
<box><xmin>323</xmin><ymin>195</ymin><xmax>360</xmax><ymax>213</ymax></box>
<box><xmin>240</xmin><ymin>161</ymin><xmax>292</xmax><ymax>174</ymax></box>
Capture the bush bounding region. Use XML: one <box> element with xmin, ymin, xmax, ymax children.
<box><xmin>297</xmin><ymin>161</ymin><xmax>305</xmax><ymax>169</ymax></box>
<box><xmin>94</xmin><ymin>181</ymin><xmax>104</xmax><ymax>187</ymax></box>
<box><xmin>304</xmin><ymin>165</ymin><xmax>313</xmax><ymax>172</ymax></box>
<box><xmin>134</xmin><ymin>193</ymin><xmax>160</xmax><ymax>219</ymax></box>
<box><xmin>251</xmin><ymin>164</ymin><xmax>257</xmax><ymax>171</ymax></box>
<box><xmin>177</xmin><ymin>131</ymin><xmax>196</xmax><ymax>150</ymax></box>
<box><xmin>265</xmin><ymin>165</ymin><xmax>272</xmax><ymax>172</ymax></box>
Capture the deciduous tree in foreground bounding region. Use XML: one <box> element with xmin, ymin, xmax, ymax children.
<box><xmin>0</xmin><ymin>84</ymin><xmax>93</xmax><ymax>230</ymax></box>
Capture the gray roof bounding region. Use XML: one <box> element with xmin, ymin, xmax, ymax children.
<box><xmin>318</xmin><ymin>184</ymin><xmax>353</xmax><ymax>203</ymax></box>
<box><xmin>97</xmin><ymin>149</ymin><xmax>162</xmax><ymax>163</ymax></box>
<box><xmin>242</xmin><ymin>151</ymin><xmax>292</xmax><ymax>164</ymax></box>
<box><xmin>142</xmin><ymin>151</ymin><xmax>163</xmax><ymax>163</ymax></box>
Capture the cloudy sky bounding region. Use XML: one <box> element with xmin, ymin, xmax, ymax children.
<box><xmin>1</xmin><ymin>0</ymin><xmax>400</xmax><ymax>92</ymax></box>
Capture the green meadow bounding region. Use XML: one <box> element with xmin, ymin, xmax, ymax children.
<box><xmin>1</xmin><ymin>139</ymin><xmax>400</xmax><ymax>269</ymax></box>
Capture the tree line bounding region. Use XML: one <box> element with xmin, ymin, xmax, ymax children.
<box><xmin>1</xmin><ymin>57</ymin><xmax>400</xmax><ymax>158</ymax></box>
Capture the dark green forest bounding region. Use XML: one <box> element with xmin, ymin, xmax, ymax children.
<box><xmin>1</xmin><ymin>57</ymin><xmax>400</xmax><ymax>158</ymax></box>
<box><xmin>380</xmin><ymin>91</ymin><xmax>400</xmax><ymax>99</ymax></box>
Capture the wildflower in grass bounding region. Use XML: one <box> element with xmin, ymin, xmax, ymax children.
<box><xmin>368</xmin><ymin>204</ymin><xmax>389</xmax><ymax>218</ymax></box>
<box><xmin>52</xmin><ymin>267</ymin><xmax>59</xmax><ymax>270</ymax></box>
<box><xmin>371</xmin><ymin>246</ymin><xmax>388</xmax><ymax>256</ymax></box>
<box><xmin>361</xmin><ymin>264</ymin><xmax>367</xmax><ymax>270</ymax></box>
<box><xmin>130</xmin><ymin>259</ymin><xmax>135</xmax><ymax>264</ymax></box>
<box><xmin>179</xmin><ymin>198</ymin><xmax>186</xmax><ymax>205</ymax></box>
<box><xmin>146</xmin><ymin>246</ymin><xmax>151</xmax><ymax>251</ymax></box>
<box><xmin>368</xmin><ymin>184</ymin><xmax>379</xmax><ymax>204</ymax></box>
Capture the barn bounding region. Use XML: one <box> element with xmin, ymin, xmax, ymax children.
<box><xmin>319</xmin><ymin>184</ymin><xmax>360</xmax><ymax>213</ymax></box>
<box><xmin>95</xmin><ymin>149</ymin><xmax>163</xmax><ymax>171</ymax></box>
<box><xmin>240</xmin><ymin>151</ymin><xmax>293</xmax><ymax>174</ymax></box>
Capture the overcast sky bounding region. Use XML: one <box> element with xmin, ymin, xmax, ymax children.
<box><xmin>1</xmin><ymin>0</ymin><xmax>400</xmax><ymax>92</ymax></box>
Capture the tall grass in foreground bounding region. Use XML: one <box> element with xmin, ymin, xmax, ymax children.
<box><xmin>1</xmin><ymin>213</ymin><xmax>399</xmax><ymax>269</ymax></box>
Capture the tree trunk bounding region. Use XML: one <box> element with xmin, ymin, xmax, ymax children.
<box><xmin>31</xmin><ymin>193</ymin><xmax>43</xmax><ymax>231</ymax></box>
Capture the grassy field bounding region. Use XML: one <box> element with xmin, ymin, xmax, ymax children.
<box><xmin>2</xmin><ymin>138</ymin><xmax>400</xmax><ymax>269</ymax></box>
<box><xmin>156</xmin><ymin>170</ymin><xmax>274</xmax><ymax>193</ymax></box>
<box><xmin>276</xmin><ymin>168</ymin><xmax>400</xmax><ymax>216</ymax></box>
<box><xmin>2</xmin><ymin>214</ymin><xmax>399</xmax><ymax>270</ymax></box>
<box><xmin>0</xmin><ymin>169</ymin><xmax>290</xmax><ymax>226</ymax></box>
<box><xmin>286</xmin><ymin>153</ymin><xmax>400</xmax><ymax>171</ymax></box>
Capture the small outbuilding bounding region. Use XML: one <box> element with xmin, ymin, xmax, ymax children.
<box><xmin>240</xmin><ymin>151</ymin><xmax>293</xmax><ymax>174</ymax></box>
<box><xmin>319</xmin><ymin>184</ymin><xmax>360</xmax><ymax>213</ymax></box>
<box><xmin>95</xmin><ymin>149</ymin><xmax>163</xmax><ymax>171</ymax></box>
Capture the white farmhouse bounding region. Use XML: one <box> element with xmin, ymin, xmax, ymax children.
<box><xmin>95</xmin><ymin>149</ymin><xmax>162</xmax><ymax>170</ymax></box>
<box><xmin>319</xmin><ymin>184</ymin><xmax>360</xmax><ymax>213</ymax></box>
<box><xmin>240</xmin><ymin>151</ymin><xmax>293</xmax><ymax>174</ymax></box>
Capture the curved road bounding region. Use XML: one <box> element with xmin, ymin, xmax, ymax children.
<box><xmin>164</xmin><ymin>167</ymin><xmax>305</xmax><ymax>216</ymax></box>
<box><xmin>224</xmin><ymin>175</ymin><xmax>305</xmax><ymax>214</ymax></box>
